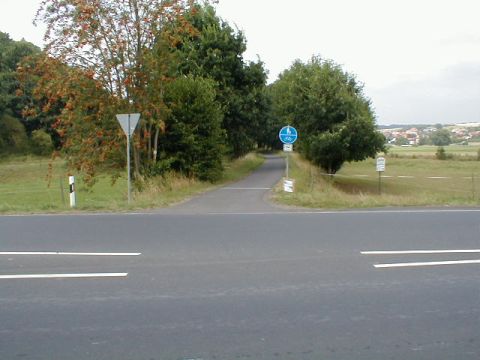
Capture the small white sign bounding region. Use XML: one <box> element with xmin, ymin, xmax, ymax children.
<box><xmin>283</xmin><ymin>144</ymin><xmax>293</xmax><ymax>152</ymax></box>
<box><xmin>283</xmin><ymin>179</ymin><xmax>294</xmax><ymax>192</ymax></box>
<box><xmin>376</xmin><ymin>157</ymin><xmax>386</xmax><ymax>172</ymax></box>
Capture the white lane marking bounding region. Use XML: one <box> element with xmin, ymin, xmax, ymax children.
<box><xmin>0</xmin><ymin>252</ymin><xmax>141</xmax><ymax>256</ymax></box>
<box><xmin>3</xmin><ymin>208</ymin><xmax>480</xmax><ymax>217</ymax></box>
<box><xmin>397</xmin><ymin>176</ymin><xmax>414</xmax><ymax>178</ymax></box>
<box><xmin>374</xmin><ymin>260</ymin><xmax>480</xmax><ymax>268</ymax></box>
<box><xmin>362</xmin><ymin>250</ymin><xmax>480</xmax><ymax>255</ymax></box>
<box><xmin>0</xmin><ymin>273</ymin><xmax>128</xmax><ymax>279</ymax></box>
<box><xmin>222</xmin><ymin>187</ymin><xmax>271</xmax><ymax>190</ymax></box>
<box><xmin>353</xmin><ymin>175</ymin><xmax>369</xmax><ymax>177</ymax></box>
<box><xmin>427</xmin><ymin>176</ymin><xmax>449</xmax><ymax>179</ymax></box>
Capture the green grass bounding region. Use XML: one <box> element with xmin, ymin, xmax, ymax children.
<box><xmin>272</xmin><ymin>153</ymin><xmax>480</xmax><ymax>209</ymax></box>
<box><xmin>0</xmin><ymin>153</ymin><xmax>264</xmax><ymax>214</ymax></box>
<box><xmin>388</xmin><ymin>144</ymin><xmax>480</xmax><ymax>159</ymax></box>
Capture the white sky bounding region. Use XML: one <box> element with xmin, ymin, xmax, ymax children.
<box><xmin>1</xmin><ymin>0</ymin><xmax>480</xmax><ymax>125</ymax></box>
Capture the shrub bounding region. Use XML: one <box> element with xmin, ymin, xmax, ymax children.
<box><xmin>0</xmin><ymin>113</ymin><xmax>29</xmax><ymax>154</ymax></box>
<box><xmin>436</xmin><ymin>146</ymin><xmax>446</xmax><ymax>160</ymax></box>
<box><xmin>30</xmin><ymin>129</ymin><xmax>53</xmax><ymax>155</ymax></box>
<box><xmin>162</xmin><ymin>76</ymin><xmax>225</xmax><ymax>182</ymax></box>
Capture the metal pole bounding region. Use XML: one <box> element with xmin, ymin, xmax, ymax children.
<box><xmin>286</xmin><ymin>153</ymin><xmax>289</xmax><ymax>179</ymax></box>
<box><xmin>127</xmin><ymin>114</ymin><xmax>131</xmax><ymax>204</ymax></box>
<box><xmin>378</xmin><ymin>171</ymin><xmax>382</xmax><ymax>195</ymax></box>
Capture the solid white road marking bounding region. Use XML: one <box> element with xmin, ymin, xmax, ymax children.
<box><xmin>0</xmin><ymin>252</ymin><xmax>141</xmax><ymax>256</ymax></box>
<box><xmin>0</xmin><ymin>273</ymin><xmax>128</xmax><ymax>279</ymax></box>
<box><xmin>361</xmin><ymin>250</ymin><xmax>480</xmax><ymax>255</ymax></box>
<box><xmin>222</xmin><ymin>187</ymin><xmax>271</xmax><ymax>190</ymax></box>
<box><xmin>3</xmin><ymin>208</ymin><xmax>480</xmax><ymax>217</ymax></box>
<box><xmin>374</xmin><ymin>260</ymin><xmax>480</xmax><ymax>268</ymax></box>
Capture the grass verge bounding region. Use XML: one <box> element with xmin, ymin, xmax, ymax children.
<box><xmin>272</xmin><ymin>153</ymin><xmax>480</xmax><ymax>209</ymax></box>
<box><xmin>0</xmin><ymin>153</ymin><xmax>264</xmax><ymax>214</ymax></box>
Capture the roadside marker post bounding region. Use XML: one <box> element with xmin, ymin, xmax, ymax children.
<box><xmin>69</xmin><ymin>175</ymin><xmax>76</xmax><ymax>208</ymax></box>
<box><xmin>279</xmin><ymin>126</ymin><xmax>298</xmax><ymax>192</ymax></box>
<box><xmin>116</xmin><ymin>113</ymin><xmax>141</xmax><ymax>204</ymax></box>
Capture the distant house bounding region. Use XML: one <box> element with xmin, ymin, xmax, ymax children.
<box><xmin>405</xmin><ymin>128</ymin><xmax>419</xmax><ymax>145</ymax></box>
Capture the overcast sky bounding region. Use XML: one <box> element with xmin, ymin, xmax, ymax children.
<box><xmin>1</xmin><ymin>0</ymin><xmax>479</xmax><ymax>125</ymax></box>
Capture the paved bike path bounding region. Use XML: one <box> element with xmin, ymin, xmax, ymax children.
<box><xmin>161</xmin><ymin>154</ymin><xmax>287</xmax><ymax>214</ymax></box>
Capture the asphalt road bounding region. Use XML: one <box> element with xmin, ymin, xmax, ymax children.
<box><xmin>1</xmin><ymin>156</ymin><xmax>480</xmax><ymax>360</ymax></box>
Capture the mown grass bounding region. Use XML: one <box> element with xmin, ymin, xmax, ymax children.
<box><xmin>0</xmin><ymin>153</ymin><xmax>264</xmax><ymax>214</ymax></box>
<box><xmin>272</xmin><ymin>152</ymin><xmax>480</xmax><ymax>209</ymax></box>
<box><xmin>388</xmin><ymin>144</ymin><xmax>480</xmax><ymax>159</ymax></box>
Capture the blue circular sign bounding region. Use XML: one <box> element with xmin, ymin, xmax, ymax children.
<box><xmin>279</xmin><ymin>126</ymin><xmax>298</xmax><ymax>144</ymax></box>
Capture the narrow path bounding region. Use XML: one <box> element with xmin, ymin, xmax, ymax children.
<box><xmin>161</xmin><ymin>154</ymin><xmax>286</xmax><ymax>214</ymax></box>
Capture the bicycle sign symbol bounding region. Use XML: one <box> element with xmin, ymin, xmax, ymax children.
<box><xmin>279</xmin><ymin>126</ymin><xmax>298</xmax><ymax>144</ymax></box>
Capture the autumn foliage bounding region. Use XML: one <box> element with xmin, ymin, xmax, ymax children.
<box><xmin>20</xmin><ymin>0</ymin><xmax>270</xmax><ymax>185</ymax></box>
<box><xmin>30</xmin><ymin>0</ymin><xmax>200</xmax><ymax>182</ymax></box>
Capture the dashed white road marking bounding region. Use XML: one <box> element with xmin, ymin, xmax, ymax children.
<box><xmin>374</xmin><ymin>260</ymin><xmax>480</xmax><ymax>268</ymax></box>
<box><xmin>361</xmin><ymin>250</ymin><xmax>480</xmax><ymax>255</ymax></box>
<box><xmin>0</xmin><ymin>273</ymin><xmax>128</xmax><ymax>279</ymax></box>
<box><xmin>0</xmin><ymin>252</ymin><xmax>141</xmax><ymax>256</ymax></box>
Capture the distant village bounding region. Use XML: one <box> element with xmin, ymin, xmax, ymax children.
<box><xmin>378</xmin><ymin>122</ymin><xmax>480</xmax><ymax>146</ymax></box>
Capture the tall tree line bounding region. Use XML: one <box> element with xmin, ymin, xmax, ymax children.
<box><xmin>4</xmin><ymin>1</ymin><xmax>384</xmax><ymax>182</ymax></box>
<box><xmin>19</xmin><ymin>0</ymin><xmax>270</xmax><ymax>183</ymax></box>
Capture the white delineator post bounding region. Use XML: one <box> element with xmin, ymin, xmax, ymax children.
<box><xmin>69</xmin><ymin>175</ymin><xmax>76</xmax><ymax>208</ymax></box>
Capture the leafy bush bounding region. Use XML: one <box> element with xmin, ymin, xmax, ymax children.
<box><xmin>436</xmin><ymin>146</ymin><xmax>446</xmax><ymax>160</ymax></box>
<box><xmin>0</xmin><ymin>113</ymin><xmax>29</xmax><ymax>154</ymax></box>
<box><xmin>435</xmin><ymin>146</ymin><xmax>453</xmax><ymax>160</ymax></box>
<box><xmin>162</xmin><ymin>76</ymin><xmax>225</xmax><ymax>182</ymax></box>
<box><xmin>30</xmin><ymin>129</ymin><xmax>53</xmax><ymax>155</ymax></box>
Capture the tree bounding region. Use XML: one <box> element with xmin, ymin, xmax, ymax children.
<box><xmin>271</xmin><ymin>56</ymin><xmax>385</xmax><ymax>173</ymax></box>
<box><xmin>160</xmin><ymin>75</ymin><xmax>225</xmax><ymax>181</ymax></box>
<box><xmin>33</xmin><ymin>0</ymin><xmax>199</xmax><ymax>177</ymax></box>
<box><xmin>0</xmin><ymin>113</ymin><xmax>29</xmax><ymax>154</ymax></box>
<box><xmin>174</xmin><ymin>4</ymin><xmax>269</xmax><ymax>157</ymax></box>
<box><xmin>395</xmin><ymin>136</ymin><xmax>409</xmax><ymax>146</ymax></box>
<box><xmin>0</xmin><ymin>32</ymin><xmax>41</xmax><ymax>123</ymax></box>
<box><xmin>431</xmin><ymin>129</ymin><xmax>451</xmax><ymax>146</ymax></box>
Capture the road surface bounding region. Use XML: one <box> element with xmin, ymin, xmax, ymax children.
<box><xmin>1</xmin><ymin>155</ymin><xmax>480</xmax><ymax>360</ymax></box>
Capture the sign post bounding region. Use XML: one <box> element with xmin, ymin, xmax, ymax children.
<box><xmin>376</xmin><ymin>156</ymin><xmax>386</xmax><ymax>195</ymax></box>
<box><xmin>116</xmin><ymin>113</ymin><xmax>141</xmax><ymax>204</ymax></box>
<box><xmin>279</xmin><ymin>125</ymin><xmax>298</xmax><ymax>192</ymax></box>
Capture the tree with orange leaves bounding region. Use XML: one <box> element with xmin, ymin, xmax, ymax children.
<box><xmin>32</xmin><ymin>0</ymin><xmax>200</xmax><ymax>181</ymax></box>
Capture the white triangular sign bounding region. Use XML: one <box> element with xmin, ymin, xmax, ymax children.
<box><xmin>116</xmin><ymin>113</ymin><xmax>141</xmax><ymax>136</ymax></box>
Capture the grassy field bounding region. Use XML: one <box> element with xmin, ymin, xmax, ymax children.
<box><xmin>272</xmin><ymin>151</ymin><xmax>480</xmax><ymax>209</ymax></box>
<box><xmin>0</xmin><ymin>153</ymin><xmax>264</xmax><ymax>214</ymax></box>
<box><xmin>387</xmin><ymin>144</ymin><xmax>480</xmax><ymax>159</ymax></box>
